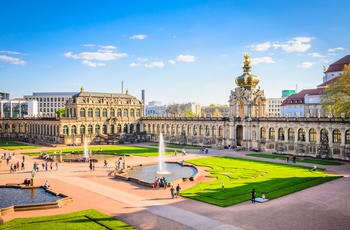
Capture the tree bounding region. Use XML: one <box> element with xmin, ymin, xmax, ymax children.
<box><xmin>166</xmin><ymin>103</ymin><xmax>187</xmax><ymax>117</ymax></box>
<box><xmin>320</xmin><ymin>64</ymin><xmax>350</xmax><ymax>117</ymax></box>
<box><xmin>185</xmin><ymin>109</ymin><xmax>198</xmax><ymax>117</ymax></box>
<box><xmin>55</xmin><ymin>108</ymin><xmax>66</xmax><ymax>118</ymax></box>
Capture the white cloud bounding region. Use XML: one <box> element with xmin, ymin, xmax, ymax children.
<box><xmin>130</xmin><ymin>34</ymin><xmax>147</xmax><ymax>40</ymax></box>
<box><xmin>168</xmin><ymin>60</ymin><xmax>176</xmax><ymax>64</ymax></box>
<box><xmin>0</xmin><ymin>55</ymin><xmax>26</xmax><ymax>65</ymax></box>
<box><xmin>297</xmin><ymin>62</ymin><xmax>315</xmax><ymax>68</ymax></box>
<box><xmin>273</xmin><ymin>37</ymin><xmax>312</xmax><ymax>53</ymax></box>
<box><xmin>0</xmin><ymin>50</ymin><xmax>23</xmax><ymax>55</ymax></box>
<box><xmin>176</xmin><ymin>54</ymin><xmax>196</xmax><ymax>62</ymax></box>
<box><xmin>250</xmin><ymin>56</ymin><xmax>275</xmax><ymax>65</ymax></box>
<box><xmin>308</xmin><ymin>52</ymin><xmax>324</xmax><ymax>58</ymax></box>
<box><xmin>83</xmin><ymin>44</ymin><xmax>95</xmax><ymax>47</ymax></box>
<box><xmin>82</xmin><ymin>60</ymin><xmax>105</xmax><ymax>67</ymax></box>
<box><xmin>220</xmin><ymin>54</ymin><xmax>229</xmax><ymax>57</ymax></box>
<box><xmin>64</xmin><ymin>45</ymin><xmax>127</xmax><ymax>67</ymax></box>
<box><xmin>250</xmin><ymin>42</ymin><xmax>271</xmax><ymax>51</ymax></box>
<box><xmin>328</xmin><ymin>47</ymin><xmax>344</xmax><ymax>52</ymax></box>
<box><xmin>145</xmin><ymin>61</ymin><xmax>165</xmax><ymax>68</ymax></box>
<box><xmin>130</xmin><ymin>62</ymin><xmax>140</xmax><ymax>67</ymax></box>
<box><xmin>137</xmin><ymin>57</ymin><xmax>148</xmax><ymax>62</ymax></box>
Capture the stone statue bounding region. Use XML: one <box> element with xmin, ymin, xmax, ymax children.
<box><xmin>317</xmin><ymin>133</ymin><xmax>331</xmax><ymax>159</ymax></box>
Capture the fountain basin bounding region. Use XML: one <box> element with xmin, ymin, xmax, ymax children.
<box><xmin>115</xmin><ymin>162</ymin><xmax>199</xmax><ymax>187</ymax></box>
<box><xmin>0</xmin><ymin>185</ymin><xmax>72</xmax><ymax>216</ymax></box>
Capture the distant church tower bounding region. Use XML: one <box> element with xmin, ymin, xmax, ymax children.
<box><xmin>229</xmin><ymin>54</ymin><xmax>266</xmax><ymax>118</ymax></box>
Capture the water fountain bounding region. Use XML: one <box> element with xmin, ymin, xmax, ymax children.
<box><xmin>157</xmin><ymin>133</ymin><xmax>169</xmax><ymax>174</ymax></box>
<box><xmin>83</xmin><ymin>136</ymin><xmax>89</xmax><ymax>159</ymax></box>
<box><xmin>119</xmin><ymin>133</ymin><xmax>198</xmax><ymax>185</ymax></box>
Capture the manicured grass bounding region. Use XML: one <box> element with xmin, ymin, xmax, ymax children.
<box><xmin>246</xmin><ymin>153</ymin><xmax>344</xmax><ymax>165</ymax></box>
<box><xmin>182</xmin><ymin>156</ymin><xmax>341</xmax><ymax>207</ymax></box>
<box><xmin>0</xmin><ymin>141</ymin><xmax>41</xmax><ymax>150</ymax></box>
<box><xmin>24</xmin><ymin>146</ymin><xmax>172</xmax><ymax>157</ymax></box>
<box><xmin>149</xmin><ymin>143</ymin><xmax>201</xmax><ymax>150</ymax></box>
<box><xmin>0</xmin><ymin>209</ymin><xmax>135</xmax><ymax>230</ymax></box>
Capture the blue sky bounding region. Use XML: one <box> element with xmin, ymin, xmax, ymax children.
<box><xmin>1</xmin><ymin>0</ymin><xmax>349</xmax><ymax>106</ymax></box>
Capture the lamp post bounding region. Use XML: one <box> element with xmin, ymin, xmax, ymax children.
<box><xmin>123</xmin><ymin>155</ymin><xmax>126</xmax><ymax>169</ymax></box>
<box><xmin>31</xmin><ymin>169</ymin><xmax>36</xmax><ymax>186</ymax></box>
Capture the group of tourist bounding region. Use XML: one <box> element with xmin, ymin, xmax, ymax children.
<box><xmin>33</xmin><ymin>161</ymin><xmax>59</xmax><ymax>172</ymax></box>
<box><xmin>8</xmin><ymin>154</ymin><xmax>25</xmax><ymax>173</ymax></box>
<box><xmin>153</xmin><ymin>177</ymin><xmax>168</xmax><ymax>189</ymax></box>
<box><xmin>286</xmin><ymin>155</ymin><xmax>297</xmax><ymax>163</ymax></box>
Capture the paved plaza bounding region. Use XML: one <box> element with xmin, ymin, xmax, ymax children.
<box><xmin>1</xmin><ymin>144</ymin><xmax>350</xmax><ymax>230</ymax></box>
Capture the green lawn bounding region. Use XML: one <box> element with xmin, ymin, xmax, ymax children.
<box><xmin>246</xmin><ymin>153</ymin><xmax>344</xmax><ymax>165</ymax></box>
<box><xmin>149</xmin><ymin>143</ymin><xmax>201</xmax><ymax>150</ymax></box>
<box><xmin>0</xmin><ymin>141</ymin><xmax>41</xmax><ymax>150</ymax></box>
<box><xmin>0</xmin><ymin>209</ymin><xmax>135</xmax><ymax>230</ymax></box>
<box><xmin>182</xmin><ymin>156</ymin><xmax>341</xmax><ymax>207</ymax></box>
<box><xmin>24</xmin><ymin>146</ymin><xmax>172</xmax><ymax>157</ymax></box>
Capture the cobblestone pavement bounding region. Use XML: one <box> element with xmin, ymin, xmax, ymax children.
<box><xmin>1</xmin><ymin>144</ymin><xmax>350</xmax><ymax>230</ymax></box>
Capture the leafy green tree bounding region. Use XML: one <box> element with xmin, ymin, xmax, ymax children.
<box><xmin>55</xmin><ymin>108</ymin><xmax>66</xmax><ymax>118</ymax></box>
<box><xmin>185</xmin><ymin>109</ymin><xmax>198</xmax><ymax>117</ymax></box>
<box><xmin>320</xmin><ymin>65</ymin><xmax>350</xmax><ymax>117</ymax></box>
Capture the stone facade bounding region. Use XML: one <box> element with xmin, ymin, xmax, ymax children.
<box><xmin>1</xmin><ymin>56</ymin><xmax>349</xmax><ymax>160</ymax></box>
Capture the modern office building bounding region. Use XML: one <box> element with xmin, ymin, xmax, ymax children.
<box><xmin>23</xmin><ymin>92</ymin><xmax>78</xmax><ymax>117</ymax></box>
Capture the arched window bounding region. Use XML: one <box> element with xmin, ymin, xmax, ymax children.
<box><xmin>278</xmin><ymin>128</ymin><xmax>285</xmax><ymax>140</ymax></box>
<box><xmin>117</xmin><ymin>124</ymin><xmax>122</xmax><ymax>133</ymax></box>
<box><xmin>130</xmin><ymin>109</ymin><xmax>135</xmax><ymax>117</ymax></box>
<box><xmin>199</xmin><ymin>125</ymin><xmax>204</xmax><ymax>135</ymax></box>
<box><xmin>219</xmin><ymin>126</ymin><xmax>224</xmax><ymax>137</ymax></box>
<box><xmin>95</xmin><ymin>108</ymin><xmax>100</xmax><ymax>117</ymax></box>
<box><xmin>212</xmin><ymin>126</ymin><xmax>217</xmax><ymax>136</ymax></box>
<box><xmin>333</xmin><ymin>129</ymin><xmax>341</xmax><ymax>143</ymax></box>
<box><xmin>80</xmin><ymin>108</ymin><xmax>86</xmax><ymax>117</ymax></box>
<box><xmin>124</xmin><ymin>109</ymin><xmax>128</xmax><ymax>117</ymax></box>
<box><xmin>269</xmin><ymin>127</ymin><xmax>275</xmax><ymax>140</ymax></box>
<box><xmin>346</xmin><ymin>130</ymin><xmax>350</xmax><ymax>144</ymax></box>
<box><xmin>95</xmin><ymin>125</ymin><xmax>100</xmax><ymax>134</ymax></box>
<box><xmin>102</xmin><ymin>108</ymin><xmax>107</xmax><ymax>117</ymax></box>
<box><xmin>288</xmin><ymin>128</ymin><xmax>295</xmax><ymax>141</ymax></box>
<box><xmin>80</xmin><ymin>125</ymin><xmax>85</xmax><ymax>134</ymax></box>
<box><xmin>88</xmin><ymin>125</ymin><xmax>93</xmax><ymax>134</ymax></box>
<box><xmin>88</xmin><ymin>108</ymin><xmax>93</xmax><ymax>117</ymax></box>
<box><xmin>71</xmin><ymin>125</ymin><xmax>76</xmax><ymax>135</ymax></box>
<box><xmin>63</xmin><ymin>125</ymin><xmax>68</xmax><ymax>135</ymax></box>
<box><xmin>117</xmin><ymin>109</ymin><xmax>122</xmax><ymax>117</ymax></box>
<box><xmin>309</xmin><ymin>128</ymin><xmax>317</xmax><ymax>142</ymax></box>
<box><xmin>102</xmin><ymin>125</ymin><xmax>107</xmax><ymax>134</ymax></box>
<box><xmin>136</xmin><ymin>109</ymin><xmax>140</xmax><ymax>117</ymax></box>
<box><xmin>298</xmin><ymin>128</ymin><xmax>305</xmax><ymax>141</ymax></box>
<box><xmin>110</xmin><ymin>125</ymin><xmax>114</xmax><ymax>134</ymax></box>
<box><xmin>205</xmin><ymin>125</ymin><xmax>210</xmax><ymax>136</ymax></box>
<box><xmin>176</xmin><ymin>125</ymin><xmax>180</xmax><ymax>134</ymax></box>
<box><xmin>260</xmin><ymin>127</ymin><xmax>266</xmax><ymax>139</ymax></box>
<box><xmin>166</xmin><ymin>124</ymin><xmax>170</xmax><ymax>134</ymax></box>
<box><xmin>110</xmin><ymin>109</ymin><xmax>115</xmax><ymax>117</ymax></box>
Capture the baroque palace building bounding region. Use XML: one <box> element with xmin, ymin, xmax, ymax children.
<box><xmin>0</xmin><ymin>87</ymin><xmax>144</xmax><ymax>145</ymax></box>
<box><xmin>0</xmin><ymin>55</ymin><xmax>349</xmax><ymax>160</ymax></box>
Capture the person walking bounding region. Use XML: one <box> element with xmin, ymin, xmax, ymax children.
<box><xmin>55</xmin><ymin>162</ymin><xmax>59</xmax><ymax>171</ymax></box>
<box><xmin>251</xmin><ymin>188</ymin><xmax>256</xmax><ymax>203</ymax></box>
<box><xmin>170</xmin><ymin>186</ymin><xmax>175</xmax><ymax>199</ymax></box>
<box><xmin>222</xmin><ymin>182</ymin><xmax>225</xmax><ymax>190</ymax></box>
<box><xmin>176</xmin><ymin>184</ymin><xmax>181</xmax><ymax>198</ymax></box>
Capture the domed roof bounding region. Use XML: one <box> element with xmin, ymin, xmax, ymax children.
<box><xmin>235</xmin><ymin>54</ymin><xmax>260</xmax><ymax>90</ymax></box>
